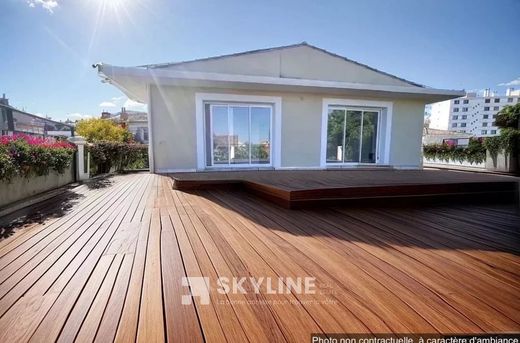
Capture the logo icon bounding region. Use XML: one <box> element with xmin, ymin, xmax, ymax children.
<box><xmin>182</xmin><ymin>277</ymin><xmax>210</xmax><ymax>305</ymax></box>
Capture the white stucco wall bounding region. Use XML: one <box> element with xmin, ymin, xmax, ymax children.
<box><xmin>160</xmin><ymin>45</ymin><xmax>416</xmax><ymax>87</ymax></box>
<box><xmin>149</xmin><ymin>85</ymin><xmax>426</xmax><ymax>172</ymax></box>
<box><xmin>0</xmin><ymin>166</ymin><xmax>75</xmax><ymax>208</ymax></box>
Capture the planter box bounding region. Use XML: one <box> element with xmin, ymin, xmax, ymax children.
<box><xmin>423</xmin><ymin>157</ymin><xmax>485</xmax><ymax>169</ymax></box>
<box><xmin>485</xmin><ymin>150</ymin><xmax>519</xmax><ymax>173</ymax></box>
<box><xmin>0</xmin><ymin>166</ymin><xmax>75</xmax><ymax>208</ymax></box>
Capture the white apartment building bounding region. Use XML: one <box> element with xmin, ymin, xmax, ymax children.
<box><xmin>428</xmin><ymin>88</ymin><xmax>520</xmax><ymax>136</ymax></box>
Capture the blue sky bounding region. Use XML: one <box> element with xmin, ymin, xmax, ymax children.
<box><xmin>1</xmin><ymin>0</ymin><xmax>519</xmax><ymax>121</ymax></box>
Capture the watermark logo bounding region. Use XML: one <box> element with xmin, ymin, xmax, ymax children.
<box><xmin>181</xmin><ymin>276</ymin><xmax>317</xmax><ymax>305</ymax></box>
<box><xmin>182</xmin><ymin>277</ymin><xmax>210</xmax><ymax>305</ymax></box>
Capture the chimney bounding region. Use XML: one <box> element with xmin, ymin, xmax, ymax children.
<box><xmin>0</xmin><ymin>93</ymin><xmax>8</xmax><ymax>106</ymax></box>
<box><xmin>483</xmin><ymin>89</ymin><xmax>490</xmax><ymax>97</ymax></box>
<box><xmin>120</xmin><ymin>107</ymin><xmax>128</xmax><ymax>121</ymax></box>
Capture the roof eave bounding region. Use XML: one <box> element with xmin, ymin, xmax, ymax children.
<box><xmin>97</xmin><ymin>64</ymin><xmax>464</xmax><ymax>103</ymax></box>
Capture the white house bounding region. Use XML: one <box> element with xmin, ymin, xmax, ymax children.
<box><xmin>95</xmin><ymin>43</ymin><xmax>463</xmax><ymax>173</ymax></box>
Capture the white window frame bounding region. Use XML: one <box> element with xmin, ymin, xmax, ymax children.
<box><xmin>207</xmin><ymin>103</ymin><xmax>273</xmax><ymax>167</ymax></box>
<box><xmin>196</xmin><ymin>93</ymin><xmax>282</xmax><ymax>170</ymax></box>
<box><xmin>320</xmin><ymin>98</ymin><xmax>393</xmax><ymax>168</ymax></box>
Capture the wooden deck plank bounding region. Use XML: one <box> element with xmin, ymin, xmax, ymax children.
<box><xmin>173</xmin><ymin>191</ymin><xmax>293</xmax><ymax>342</ymax></box>
<box><xmin>340</xmin><ymin>209</ymin><xmax>520</xmax><ymax>313</ymax></box>
<box><xmin>169</xmin><ymin>169</ymin><xmax>518</xmax><ymax>208</ymax></box>
<box><xmin>208</xmin><ymin>190</ymin><xmax>437</xmax><ymax>333</ymax></box>
<box><xmin>196</xmin><ymin>190</ymin><xmax>393</xmax><ymax>334</ymax></box>
<box><xmin>166</xmin><ymin>193</ymin><xmax>228</xmax><ymax>342</ymax></box>
<box><xmin>27</xmin><ymin>175</ymin><xmax>151</xmax><ymax>342</ymax></box>
<box><xmin>170</xmin><ymin>190</ymin><xmax>251</xmax><ymax>342</ymax></box>
<box><xmin>181</xmin><ymin>191</ymin><xmax>356</xmax><ymax>336</ymax></box>
<box><xmin>0</xmin><ymin>183</ymin><xmax>100</xmax><ymax>258</ymax></box>
<box><xmin>0</xmin><ymin>172</ymin><xmax>518</xmax><ymax>342</ymax></box>
<box><xmin>56</xmin><ymin>255</ymin><xmax>115</xmax><ymax>343</ymax></box>
<box><xmin>95</xmin><ymin>253</ymin><xmax>135</xmax><ymax>343</ymax></box>
<box><xmin>0</xmin><ymin>174</ymin><xmax>143</xmax><ymax>318</ymax></box>
<box><xmin>0</xmin><ymin>176</ymin><xmax>133</xmax><ymax>277</ymax></box>
<box><xmin>328</xmin><ymin>208</ymin><xmax>520</xmax><ymax>330</ymax></box>
<box><xmin>0</xmin><ymin>175</ymin><xmax>138</xmax><ymax>297</ymax></box>
<box><xmin>75</xmin><ymin>254</ymin><xmax>124</xmax><ymax>343</ymax></box>
<box><xmin>160</xmin><ymin>206</ymin><xmax>204</xmax><ymax>343</ymax></box>
<box><xmin>113</xmin><ymin>211</ymin><xmax>152</xmax><ymax>343</ymax></box>
<box><xmin>136</xmin><ymin>207</ymin><xmax>165</xmax><ymax>343</ymax></box>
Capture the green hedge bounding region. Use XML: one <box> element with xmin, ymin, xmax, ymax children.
<box><xmin>88</xmin><ymin>142</ymin><xmax>149</xmax><ymax>175</ymax></box>
<box><xmin>423</xmin><ymin>137</ymin><xmax>486</xmax><ymax>164</ymax></box>
<box><xmin>0</xmin><ymin>134</ymin><xmax>76</xmax><ymax>182</ymax></box>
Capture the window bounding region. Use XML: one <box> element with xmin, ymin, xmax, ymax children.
<box><xmin>482</xmin><ymin>122</ymin><xmax>488</xmax><ymax>127</ymax></box>
<box><xmin>204</xmin><ymin>103</ymin><xmax>272</xmax><ymax>166</ymax></box>
<box><xmin>481</xmin><ymin>130</ymin><xmax>487</xmax><ymax>135</ymax></box>
<box><xmin>463</xmin><ymin>99</ymin><xmax>469</xmax><ymax>104</ymax></box>
<box><xmin>462</xmin><ymin>107</ymin><xmax>468</xmax><ymax>112</ymax></box>
<box><xmin>485</xmin><ymin>98</ymin><xmax>490</xmax><ymax>103</ymax></box>
<box><xmin>452</xmin><ymin>115</ymin><xmax>458</xmax><ymax>120</ymax></box>
<box><xmin>494</xmin><ymin>98</ymin><xmax>500</xmax><ymax>103</ymax></box>
<box><xmin>491</xmin><ymin>130</ymin><xmax>497</xmax><ymax>134</ymax></box>
<box><xmin>453</xmin><ymin>108</ymin><xmax>459</xmax><ymax>112</ymax></box>
<box><xmin>454</xmin><ymin>100</ymin><xmax>460</xmax><ymax>104</ymax></box>
<box><xmin>461</xmin><ymin>123</ymin><xmax>467</xmax><ymax>127</ymax></box>
<box><xmin>483</xmin><ymin>114</ymin><xmax>489</xmax><ymax>119</ymax></box>
<box><xmin>484</xmin><ymin>106</ymin><xmax>490</xmax><ymax>111</ymax></box>
<box><xmin>493</xmin><ymin>114</ymin><xmax>497</xmax><ymax>118</ymax></box>
<box><xmin>452</xmin><ymin>123</ymin><xmax>457</xmax><ymax>128</ymax></box>
<box><xmin>462</xmin><ymin>115</ymin><xmax>467</xmax><ymax>119</ymax></box>
<box><xmin>508</xmin><ymin>98</ymin><xmax>513</xmax><ymax>103</ymax></box>
<box><xmin>494</xmin><ymin>106</ymin><xmax>499</xmax><ymax>111</ymax></box>
<box><xmin>326</xmin><ymin>107</ymin><xmax>379</xmax><ymax>163</ymax></box>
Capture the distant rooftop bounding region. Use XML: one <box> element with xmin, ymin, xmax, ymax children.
<box><xmin>465</xmin><ymin>88</ymin><xmax>520</xmax><ymax>98</ymax></box>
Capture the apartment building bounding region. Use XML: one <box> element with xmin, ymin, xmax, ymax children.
<box><xmin>429</xmin><ymin>88</ymin><xmax>520</xmax><ymax>136</ymax></box>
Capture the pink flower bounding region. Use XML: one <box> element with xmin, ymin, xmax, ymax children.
<box><xmin>0</xmin><ymin>134</ymin><xmax>75</xmax><ymax>150</ymax></box>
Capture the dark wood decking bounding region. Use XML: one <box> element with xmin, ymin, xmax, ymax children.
<box><xmin>0</xmin><ymin>173</ymin><xmax>519</xmax><ymax>342</ymax></box>
<box><xmin>170</xmin><ymin>169</ymin><xmax>519</xmax><ymax>208</ymax></box>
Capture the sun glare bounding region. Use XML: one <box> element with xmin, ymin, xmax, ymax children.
<box><xmin>99</xmin><ymin>0</ymin><xmax>127</xmax><ymax>11</ymax></box>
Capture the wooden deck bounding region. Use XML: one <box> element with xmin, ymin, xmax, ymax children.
<box><xmin>170</xmin><ymin>169</ymin><xmax>519</xmax><ymax>208</ymax></box>
<box><xmin>0</xmin><ymin>173</ymin><xmax>519</xmax><ymax>342</ymax></box>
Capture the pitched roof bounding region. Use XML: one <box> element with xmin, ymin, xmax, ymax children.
<box><xmin>138</xmin><ymin>42</ymin><xmax>424</xmax><ymax>88</ymax></box>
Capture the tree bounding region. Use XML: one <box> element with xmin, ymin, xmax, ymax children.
<box><xmin>75</xmin><ymin>118</ymin><xmax>133</xmax><ymax>143</ymax></box>
<box><xmin>484</xmin><ymin>103</ymin><xmax>520</xmax><ymax>173</ymax></box>
<box><xmin>495</xmin><ymin>103</ymin><xmax>520</xmax><ymax>129</ymax></box>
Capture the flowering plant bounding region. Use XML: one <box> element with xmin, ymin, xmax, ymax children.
<box><xmin>423</xmin><ymin>137</ymin><xmax>486</xmax><ymax>165</ymax></box>
<box><xmin>0</xmin><ymin>134</ymin><xmax>76</xmax><ymax>181</ymax></box>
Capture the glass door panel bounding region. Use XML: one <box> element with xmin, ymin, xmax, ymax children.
<box><xmin>250</xmin><ymin>107</ymin><xmax>271</xmax><ymax>164</ymax></box>
<box><xmin>325</xmin><ymin>107</ymin><xmax>379</xmax><ymax>164</ymax></box>
<box><xmin>361</xmin><ymin>111</ymin><xmax>378</xmax><ymax>163</ymax></box>
<box><xmin>230</xmin><ymin>106</ymin><xmax>249</xmax><ymax>164</ymax></box>
<box><xmin>344</xmin><ymin>110</ymin><xmax>362</xmax><ymax>162</ymax></box>
<box><xmin>326</xmin><ymin>109</ymin><xmax>345</xmax><ymax>163</ymax></box>
<box><xmin>207</xmin><ymin>103</ymin><xmax>272</xmax><ymax>167</ymax></box>
<box><xmin>211</xmin><ymin>106</ymin><xmax>229</xmax><ymax>164</ymax></box>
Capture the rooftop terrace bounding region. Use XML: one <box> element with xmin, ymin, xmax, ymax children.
<box><xmin>0</xmin><ymin>173</ymin><xmax>518</xmax><ymax>342</ymax></box>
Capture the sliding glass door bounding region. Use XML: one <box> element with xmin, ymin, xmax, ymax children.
<box><xmin>326</xmin><ymin>107</ymin><xmax>379</xmax><ymax>164</ymax></box>
<box><xmin>205</xmin><ymin>103</ymin><xmax>272</xmax><ymax>167</ymax></box>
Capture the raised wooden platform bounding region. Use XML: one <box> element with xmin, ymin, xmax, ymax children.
<box><xmin>169</xmin><ymin>169</ymin><xmax>519</xmax><ymax>208</ymax></box>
